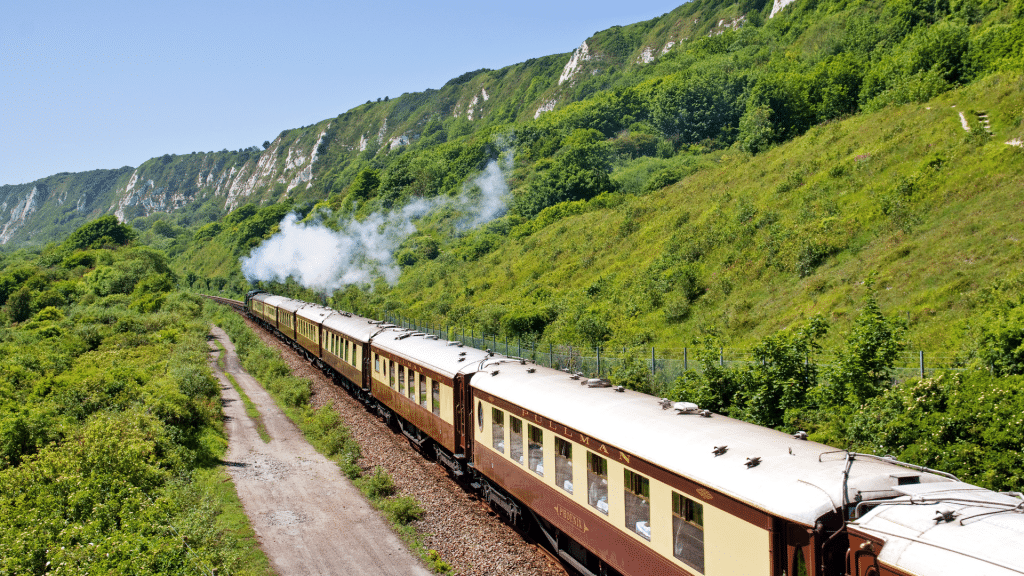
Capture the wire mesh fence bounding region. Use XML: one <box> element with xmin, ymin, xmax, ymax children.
<box><xmin>382</xmin><ymin>312</ymin><xmax>974</xmax><ymax>392</ymax></box>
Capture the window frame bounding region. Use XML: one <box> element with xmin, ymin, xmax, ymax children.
<box><xmin>672</xmin><ymin>492</ymin><xmax>705</xmax><ymax>573</ymax></box>
<box><xmin>555</xmin><ymin>436</ymin><xmax>573</xmax><ymax>493</ymax></box>
<box><xmin>491</xmin><ymin>408</ymin><xmax>505</xmax><ymax>453</ymax></box>
<box><xmin>587</xmin><ymin>452</ymin><xmax>609</xmax><ymax>515</ymax></box>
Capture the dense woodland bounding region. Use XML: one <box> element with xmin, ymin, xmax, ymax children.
<box><xmin>2</xmin><ymin>0</ymin><xmax>1024</xmax><ymax>571</ymax></box>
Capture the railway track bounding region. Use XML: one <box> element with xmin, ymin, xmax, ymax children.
<box><xmin>201</xmin><ymin>294</ymin><xmax>244</xmax><ymax>312</ymax></box>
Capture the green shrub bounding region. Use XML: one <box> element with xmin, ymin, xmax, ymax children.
<box><xmin>362</xmin><ymin>467</ymin><xmax>396</xmax><ymax>500</ymax></box>
<box><xmin>380</xmin><ymin>495</ymin><xmax>424</xmax><ymax>525</ymax></box>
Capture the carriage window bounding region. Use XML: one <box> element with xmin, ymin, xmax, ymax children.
<box><xmin>408</xmin><ymin>371</ymin><xmax>416</xmax><ymax>401</ymax></box>
<box><xmin>528</xmin><ymin>425</ymin><xmax>544</xmax><ymax>476</ymax></box>
<box><xmin>388</xmin><ymin>360</ymin><xmax>395</xmax><ymax>388</ymax></box>
<box><xmin>477</xmin><ymin>401</ymin><xmax>483</xmax><ymax>431</ymax></box>
<box><xmin>587</xmin><ymin>453</ymin><xmax>609</xmax><ymax>515</ymax></box>
<box><xmin>555</xmin><ymin>437</ymin><xmax>573</xmax><ymax>493</ymax></box>
<box><xmin>432</xmin><ymin>380</ymin><xmax>440</xmax><ymax>415</ymax></box>
<box><xmin>398</xmin><ymin>365</ymin><xmax>406</xmax><ymax>395</ymax></box>
<box><xmin>509</xmin><ymin>417</ymin><xmax>524</xmax><ymax>465</ymax></box>
<box><xmin>375</xmin><ymin>354</ymin><xmax>380</xmax><ymax>372</ymax></box>
<box><xmin>419</xmin><ymin>374</ymin><xmax>428</xmax><ymax>408</ymax></box>
<box><xmin>624</xmin><ymin>469</ymin><xmax>651</xmax><ymax>541</ymax></box>
<box><xmin>672</xmin><ymin>492</ymin><xmax>704</xmax><ymax>572</ymax></box>
<box><xmin>492</xmin><ymin>408</ymin><xmax>504</xmax><ymax>453</ymax></box>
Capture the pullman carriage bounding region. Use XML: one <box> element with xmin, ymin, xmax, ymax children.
<box><xmin>295</xmin><ymin>304</ymin><xmax>333</xmax><ymax>360</ymax></box>
<box><xmin>369</xmin><ymin>329</ymin><xmax>488</xmax><ymax>474</ymax></box>
<box><xmin>319</xmin><ymin>313</ymin><xmax>378</xmax><ymax>397</ymax></box>
<box><xmin>846</xmin><ymin>483</ymin><xmax>1024</xmax><ymax>576</ymax></box>
<box><xmin>466</xmin><ymin>359</ymin><xmax>955</xmax><ymax>576</ymax></box>
<box><xmin>272</xmin><ymin>297</ymin><xmax>304</xmax><ymax>342</ymax></box>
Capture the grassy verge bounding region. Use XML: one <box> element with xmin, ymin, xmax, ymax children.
<box><xmin>205</xmin><ymin>304</ymin><xmax>454</xmax><ymax>574</ymax></box>
<box><xmin>214</xmin><ymin>340</ymin><xmax>271</xmax><ymax>443</ymax></box>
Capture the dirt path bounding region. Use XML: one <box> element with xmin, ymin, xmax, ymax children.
<box><xmin>208</xmin><ymin>325</ymin><xmax>433</xmax><ymax>576</ymax></box>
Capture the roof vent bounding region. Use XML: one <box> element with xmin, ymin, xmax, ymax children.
<box><xmin>934</xmin><ymin>509</ymin><xmax>957</xmax><ymax>524</ymax></box>
<box><xmin>425</xmin><ymin>335</ymin><xmax>439</xmax><ymax>340</ymax></box>
<box><xmin>491</xmin><ymin>370</ymin><xmax>500</xmax><ymax>376</ymax></box>
<box><xmin>674</xmin><ymin>402</ymin><xmax>711</xmax><ymax>417</ymax></box>
<box><xmin>793</xmin><ymin>431</ymin><xmax>808</xmax><ymax>441</ymax></box>
<box><xmin>658</xmin><ymin>398</ymin><xmax>673</xmax><ymax>410</ymax></box>
<box><xmin>446</xmin><ymin>341</ymin><xmax>461</xmax><ymax>346</ymax></box>
<box><xmin>586</xmin><ymin>379</ymin><xmax>611</xmax><ymax>388</ymax></box>
<box><xmin>526</xmin><ymin>368</ymin><xmax>536</xmax><ymax>373</ymax></box>
<box><xmin>396</xmin><ymin>333</ymin><xmax>411</xmax><ymax>340</ymax></box>
<box><xmin>745</xmin><ymin>457</ymin><xmax>762</xmax><ymax>468</ymax></box>
<box><xmin>570</xmin><ymin>374</ymin><xmax>581</xmax><ymax>380</ymax></box>
<box><xmin>713</xmin><ymin>446</ymin><xmax>728</xmax><ymax>456</ymax></box>
<box><xmin>613</xmin><ymin>386</ymin><xmax>625</xmax><ymax>392</ymax></box>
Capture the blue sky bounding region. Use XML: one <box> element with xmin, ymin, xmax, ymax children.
<box><xmin>1</xmin><ymin>1</ymin><xmax>684</xmax><ymax>186</ymax></box>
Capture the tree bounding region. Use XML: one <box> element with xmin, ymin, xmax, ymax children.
<box><xmin>349</xmin><ymin>168</ymin><xmax>381</xmax><ymax>201</ymax></box>
<box><xmin>63</xmin><ymin>216</ymin><xmax>137</xmax><ymax>251</ymax></box>
<box><xmin>737</xmin><ymin>104</ymin><xmax>774</xmax><ymax>154</ymax></box>
<box><xmin>822</xmin><ymin>281</ymin><xmax>907</xmax><ymax>404</ymax></box>
<box><xmin>262</xmin><ymin>140</ymin><xmax>271</xmax><ymax>149</ymax></box>
<box><xmin>513</xmin><ymin>129</ymin><xmax>613</xmax><ymax>217</ymax></box>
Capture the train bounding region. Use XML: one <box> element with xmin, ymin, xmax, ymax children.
<box><xmin>242</xmin><ymin>290</ymin><xmax>1024</xmax><ymax>576</ymax></box>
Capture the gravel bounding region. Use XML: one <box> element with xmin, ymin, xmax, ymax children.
<box><xmin>244</xmin><ymin>317</ymin><xmax>567</xmax><ymax>576</ymax></box>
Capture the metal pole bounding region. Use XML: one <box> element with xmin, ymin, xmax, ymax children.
<box><xmin>684</xmin><ymin>347</ymin><xmax>688</xmax><ymax>371</ymax></box>
<box><xmin>720</xmin><ymin>347</ymin><xmax>724</xmax><ymax>367</ymax></box>
<box><xmin>920</xmin><ymin>351</ymin><xmax>925</xmax><ymax>378</ymax></box>
<box><xmin>652</xmin><ymin>347</ymin><xmax>656</xmax><ymax>375</ymax></box>
<box><xmin>550</xmin><ymin>343</ymin><xmax>553</xmax><ymax>368</ymax></box>
<box><xmin>597</xmin><ymin>346</ymin><xmax>601</xmax><ymax>377</ymax></box>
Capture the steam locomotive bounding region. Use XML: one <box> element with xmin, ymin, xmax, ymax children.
<box><xmin>244</xmin><ymin>290</ymin><xmax>1024</xmax><ymax>576</ymax></box>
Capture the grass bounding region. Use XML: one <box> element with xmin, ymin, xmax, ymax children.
<box><xmin>215</xmin><ymin>340</ymin><xmax>271</xmax><ymax>443</ymax></box>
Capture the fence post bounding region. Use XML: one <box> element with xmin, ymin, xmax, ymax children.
<box><xmin>720</xmin><ymin>348</ymin><xmax>724</xmax><ymax>367</ymax></box>
<box><xmin>550</xmin><ymin>343</ymin><xmax>554</xmax><ymax>368</ymax></box>
<box><xmin>684</xmin><ymin>347</ymin><xmax>688</xmax><ymax>371</ymax></box>
<box><xmin>652</xmin><ymin>347</ymin><xmax>656</xmax><ymax>376</ymax></box>
<box><xmin>920</xmin><ymin>350</ymin><xmax>925</xmax><ymax>378</ymax></box>
<box><xmin>597</xmin><ymin>346</ymin><xmax>601</xmax><ymax>377</ymax></box>
<box><xmin>518</xmin><ymin>337</ymin><xmax>521</xmax><ymax>359</ymax></box>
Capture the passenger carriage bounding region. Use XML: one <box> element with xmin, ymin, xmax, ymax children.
<box><xmin>369</xmin><ymin>328</ymin><xmax>488</xmax><ymax>473</ymax></box>
<box><xmin>846</xmin><ymin>482</ymin><xmax>1024</xmax><ymax>576</ymax></box>
<box><xmin>318</xmin><ymin>312</ymin><xmax>378</xmax><ymax>397</ymax></box>
<box><xmin>466</xmin><ymin>358</ymin><xmax>959</xmax><ymax>576</ymax></box>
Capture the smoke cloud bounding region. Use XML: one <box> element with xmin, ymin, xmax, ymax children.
<box><xmin>240</xmin><ymin>149</ymin><xmax>511</xmax><ymax>292</ymax></box>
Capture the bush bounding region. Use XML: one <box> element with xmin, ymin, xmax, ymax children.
<box><xmin>362</xmin><ymin>467</ymin><xmax>396</xmax><ymax>500</ymax></box>
<box><xmin>380</xmin><ymin>495</ymin><xmax>424</xmax><ymax>525</ymax></box>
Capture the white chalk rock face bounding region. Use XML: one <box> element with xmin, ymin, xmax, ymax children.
<box><xmin>770</xmin><ymin>0</ymin><xmax>797</xmax><ymax>18</ymax></box>
<box><xmin>558</xmin><ymin>41</ymin><xmax>591</xmax><ymax>86</ymax></box>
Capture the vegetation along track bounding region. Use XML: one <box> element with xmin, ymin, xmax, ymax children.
<box><xmin>203</xmin><ymin>295</ymin><xmax>567</xmax><ymax>576</ymax></box>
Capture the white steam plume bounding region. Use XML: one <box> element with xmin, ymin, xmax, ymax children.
<box><xmin>240</xmin><ymin>148</ymin><xmax>511</xmax><ymax>291</ymax></box>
